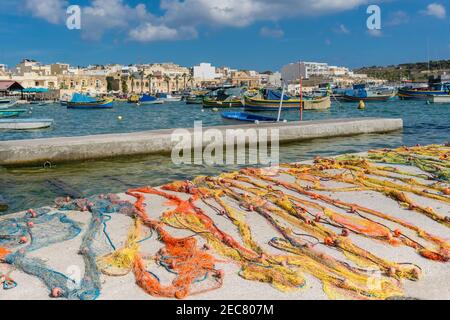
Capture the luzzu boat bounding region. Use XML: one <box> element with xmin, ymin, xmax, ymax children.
<box><xmin>342</xmin><ymin>84</ymin><xmax>396</xmax><ymax>102</ymax></box>
<box><xmin>398</xmin><ymin>81</ymin><xmax>450</xmax><ymax>100</ymax></box>
<box><xmin>0</xmin><ymin>109</ymin><xmax>27</xmax><ymax>118</ymax></box>
<box><xmin>243</xmin><ymin>89</ymin><xmax>331</xmax><ymax>111</ymax></box>
<box><xmin>67</xmin><ymin>93</ymin><xmax>113</xmax><ymax>109</ymax></box>
<box><xmin>202</xmin><ymin>87</ymin><xmax>244</xmax><ymax>109</ymax></box>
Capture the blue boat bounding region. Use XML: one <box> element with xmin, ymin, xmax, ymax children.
<box><xmin>0</xmin><ymin>109</ymin><xmax>27</xmax><ymax>118</ymax></box>
<box><xmin>139</xmin><ymin>94</ymin><xmax>164</xmax><ymax>105</ymax></box>
<box><xmin>221</xmin><ymin>112</ymin><xmax>279</xmax><ymax>123</ymax></box>
<box><xmin>342</xmin><ymin>84</ymin><xmax>396</xmax><ymax>102</ymax></box>
<box><xmin>398</xmin><ymin>82</ymin><xmax>450</xmax><ymax>100</ymax></box>
<box><xmin>67</xmin><ymin>93</ymin><xmax>113</xmax><ymax>109</ymax></box>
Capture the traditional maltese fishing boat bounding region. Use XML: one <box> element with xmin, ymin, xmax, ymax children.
<box><xmin>202</xmin><ymin>87</ymin><xmax>243</xmax><ymax>108</ymax></box>
<box><xmin>342</xmin><ymin>84</ymin><xmax>396</xmax><ymax>102</ymax></box>
<box><xmin>398</xmin><ymin>78</ymin><xmax>450</xmax><ymax>100</ymax></box>
<box><xmin>67</xmin><ymin>93</ymin><xmax>113</xmax><ymax>109</ymax></box>
<box><xmin>244</xmin><ymin>89</ymin><xmax>331</xmax><ymax>111</ymax></box>
<box><xmin>0</xmin><ymin>109</ymin><xmax>27</xmax><ymax>118</ymax></box>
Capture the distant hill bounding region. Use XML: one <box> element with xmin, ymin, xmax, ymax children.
<box><xmin>354</xmin><ymin>60</ymin><xmax>450</xmax><ymax>82</ymax></box>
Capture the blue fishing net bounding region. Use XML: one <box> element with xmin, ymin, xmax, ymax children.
<box><xmin>0</xmin><ymin>194</ymin><xmax>136</xmax><ymax>299</ymax></box>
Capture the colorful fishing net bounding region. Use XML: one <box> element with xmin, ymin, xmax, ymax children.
<box><xmin>0</xmin><ymin>144</ymin><xmax>448</xmax><ymax>300</ymax></box>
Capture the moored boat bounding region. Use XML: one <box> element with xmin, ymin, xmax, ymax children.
<box><xmin>0</xmin><ymin>118</ymin><xmax>53</xmax><ymax>130</ymax></box>
<box><xmin>139</xmin><ymin>94</ymin><xmax>164</xmax><ymax>105</ymax></box>
<box><xmin>202</xmin><ymin>87</ymin><xmax>244</xmax><ymax>109</ymax></box>
<box><xmin>0</xmin><ymin>97</ymin><xmax>15</xmax><ymax>105</ymax></box>
<box><xmin>221</xmin><ymin>112</ymin><xmax>279</xmax><ymax>123</ymax></box>
<box><xmin>342</xmin><ymin>84</ymin><xmax>396</xmax><ymax>102</ymax></box>
<box><xmin>67</xmin><ymin>93</ymin><xmax>113</xmax><ymax>109</ymax></box>
<box><xmin>203</xmin><ymin>97</ymin><xmax>243</xmax><ymax>108</ymax></box>
<box><xmin>243</xmin><ymin>89</ymin><xmax>331</xmax><ymax>111</ymax></box>
<box><xmin>398</xmin><ymin>77</ymin><xmax>450</xmax><ymax>100</ymax></box>
<box><xmin>0</xmin><ymin>109</ymin><xmax>27</xmax><ymax>118</ymax></box>
<box><xmin>0</xmin><ymin>101</ymin><xmax>18</xmax><ymax>109</ymax></box>
<box><xmin>427</xmin><ymin>94</ymin><xmax>450</xmax><ymax>104</ymax></box>
<box><xmin>156</xmin><ymin>93</ymin><xmax>182</xmax><ymax>102</ymax></box>
<box><xmin>186</xmin><ymin>95</ymin><xmax>204</xmax><ymax>104</ymax></box>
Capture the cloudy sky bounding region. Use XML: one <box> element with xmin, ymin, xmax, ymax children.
<box><xmin>0</xmin><ymin>0</ymin><xmax>449</xmax><ymax>70</ymax></box>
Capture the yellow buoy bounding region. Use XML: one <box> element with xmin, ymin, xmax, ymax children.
<box><xmin>358</xmin><ymin>100</ymin><xmax>365</xmax><ymax>110</ymax></box>
<box><xmin>117</xmin><ymin>116</ymin><xmax>123</xmax><ymax>121</ymax></box>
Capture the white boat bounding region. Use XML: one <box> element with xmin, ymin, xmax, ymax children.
<box><xmin>156</xmin><ymin>93</ymin><xmax>183</xmax><ymax>102</ymax></box>
<box><xmin>0</xmin><ymin>97</ymin><xmax>16</xmax><ymax>104</ymax></box>
<box><xmin>0</xmin><ymin>119</ymin><xmax>53</xmax><ymax>130</ymax></box>
<box><xmin>428</xmin><ymin>95</ymin><xmax>450</xmax><ymax>104</ymax></box>
<box><xmin>0</xmin><ymin>101</ymin><xmax>18</xmax><ymax>109</ymax></box>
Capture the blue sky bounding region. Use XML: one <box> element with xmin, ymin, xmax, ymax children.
<box><xmin>0</xmin><ymin>0</ymin><xmax>449</xmax><ymax>71</ymax></box>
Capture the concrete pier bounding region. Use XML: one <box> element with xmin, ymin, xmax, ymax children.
<box><xmin>0</xmin><ymin>118</ymin><xmax>402</xmax><ymax>166</ymax></box>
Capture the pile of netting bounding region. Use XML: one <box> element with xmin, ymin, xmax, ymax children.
<box><xmin>0</xmin><ymin>194</ymin><xmax>136</xmax><ymax>299</ymax></box>
<box><xmin>0</xmin><ymin>144</ymin><xmax>448</xmax><ymax>300</ymax></box>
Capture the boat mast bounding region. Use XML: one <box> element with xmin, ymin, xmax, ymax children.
<box><xmin>299</xmin><ymin>61</ymin><xmax>303</xmax><ymax>121</ymax></box>
<box><xmin>277</xmin><ymin>80</ymin><xmax>285</xmax><ymax>122</ymax></box>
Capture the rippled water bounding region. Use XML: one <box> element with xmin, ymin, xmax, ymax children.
<box><xmin>0</xmin><ymin>99</ymin><xmax>449</xmax><ymax>214</ymax></box>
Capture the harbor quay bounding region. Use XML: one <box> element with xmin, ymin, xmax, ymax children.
<box><xmin>0</xmin><ymin>118</ymin><xmax>402</xmax><ymax>166</ymax></box>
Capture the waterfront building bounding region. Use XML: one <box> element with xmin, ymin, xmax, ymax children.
<box><xmin>0</xmin><ymin>80</ymin><xmax>24</xmax><ymax>97</ymax></box>
<box><xmin>281</xmin><ymin>61</ymin><xmax>351</xmax><ymax>82</ymax></box>
<box><xmin>193</xmin><ymin>63</ymin><xmax>220</xmax><ymax>81</ymax></box>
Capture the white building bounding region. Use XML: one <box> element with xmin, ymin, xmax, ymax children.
<box><xmin>193</xmin><ymin>63</ymin><xmax>219</xmax><ymax>81</ymax></box>
<box><xmin>0</xmin><ymin>64</ymin><xmax>7</xmax><ymax>73</ymax></box>
<box><xmin>281</xmin><ymin>61</ymin><xmax>350</xmax><ymax>82</ymax></box>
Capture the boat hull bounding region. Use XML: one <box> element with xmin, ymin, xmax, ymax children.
<box><xmin>428</xmin><ymin>95</ymin><xmax>450</xmax><ymax>104</ymax></box>
<box><xmin>67</xmin><ymin>100</ymin><xmax>114</xmax><ymax>109</ymax></box>
<box><xmin>0</xmin><ymin>101</ymin><xmax>18</xmax><ymax>109</ymax></box>
<box><xmin>398</xmin><ymin>88</ymin><xmax>449</xmax><ymax>100</ymax></box>
<box><xmin>139</xmin><ymin>100</ymin><xmax>164</xmax><ymax>105</ymax></box>
<box><xmin>341</xmin><ymin>94</ymin><xmax>394</xmax><ymax>102</ymax></box>
<box><xmin>0</xmin><ymin>119</ymin><xmax>53</xmax><ymax>130</ymax></box>
<box><xmin>221</xmin><ymin>112</ymin><xmax>278</xmax><ymax>123</ymax></box>
<box><xmin>244</xmin><ymin>96</ymin><xmax>331</xmax><ymax>111</ymax></box>
<box><xmin>0</xmin><ymin>109</ymin><xmax>27</xmax><ymax>118</ymax></box>
<box><xmin>202</xmin><ymin>99</ymin><xmax>243</xmax><ymax>108</ymax></box>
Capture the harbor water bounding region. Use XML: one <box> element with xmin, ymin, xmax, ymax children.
<box><xmin>0</xmin><ymin>99</ymin><xmax>449</xmax><ymax>214</ymax></box>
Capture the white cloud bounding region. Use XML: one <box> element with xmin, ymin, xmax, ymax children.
<box><xmin>260</xmin><ymin>26</ymin><xmax>284</xmax><ymax>38</ymax></box>
<box><xmin>422</xmin><ymin>3</ymin><xmax>446</xmax><ymax>19</ymax></box>
<box><xmin>23</xmin><ymin>0</ymin><xmax>373</xmax><ymax>42</ymax></box>
<box><xmin>129</xmin><ymin>23</ymin><xmax>197</xmax><ymax>41</ymax></box>
<box><xmin>386</xmin><ymin>10</ymin><xmax>410</xmax><ymax>26</ymax></box>
<box><xmin>80</xmin><ymin>0</ymin><xmax>154</xmax><ymax>40</ymax></box>
<box><xmin>25</xmin><ymin>0</ymin><xmax>67</xmax><ymax>24</ymax></box>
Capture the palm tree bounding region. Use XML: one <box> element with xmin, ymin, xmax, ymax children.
<box><xmin>174</xmin><ymin>75</ymin><xmax>180</xmax><ymax>92</ymax></box>
<box><xmin>188</xmin><ymin>75</ymin><xmax>194</xmax><ymax>89</ymax></box>
<box><xmin>182</xmin><ymin>73</ymin><xmax>187</xmax><ymax>90</ymax></box>
<box><xmin>130</xmin><ymin>74</ymin><xmax>136</xmax><ymax>94</ymax></box>
<box><xmin>139</xmin><ymin>70</ymin><xmax>145</xmax><ymax>94</ymax></box>
<box><xmin>164</xmin><ymin>75</ymin><xmax>171</xmax><ymax>93</ymax></box>
<box><xmin>146</xmin><ymin>73</ymin><xmax>154</xmax><ymax>94</ymax></box>
<box><xmin>121</xmin><ymin>75</ymin><xmax>129</xmax><ymax>94</ymax></box>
